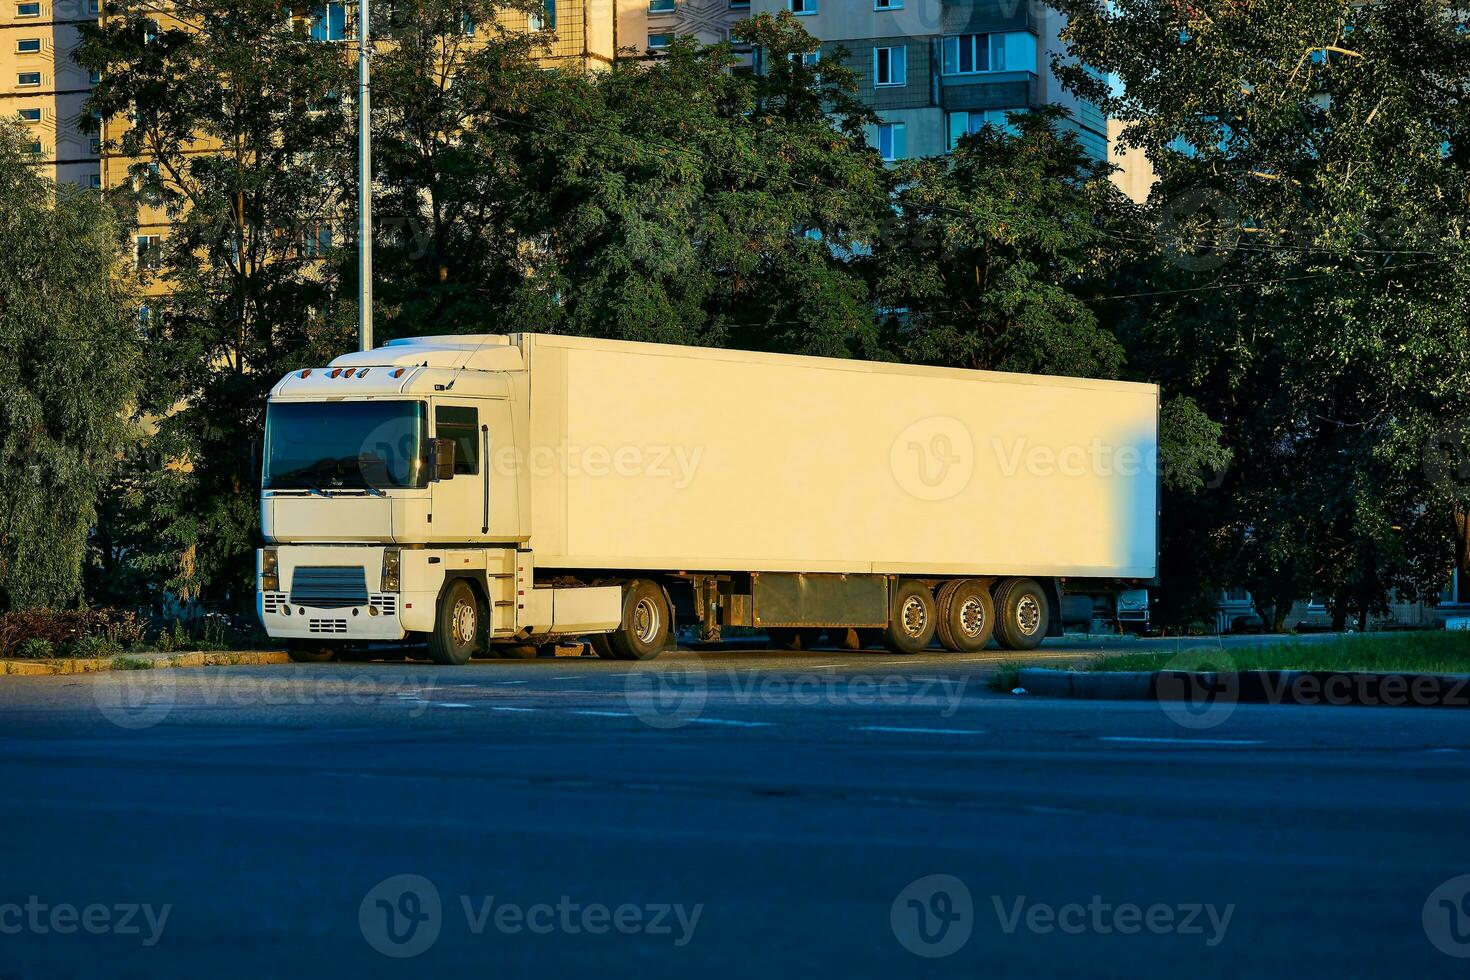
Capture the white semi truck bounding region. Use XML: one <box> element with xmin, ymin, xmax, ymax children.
<box><xmin>257</xmin><ymin>333</ymin><xmax>1158</xmax><ymax>663</ymax></box>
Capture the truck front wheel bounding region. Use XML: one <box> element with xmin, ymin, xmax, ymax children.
<box><xmin>428</xmin><ymin>579</ymin><xmax>483</xmax><ymax>666</ymax></box>
<box><xmin>936</xmin><ymin>579</ymin><xmax>995</xmax><ymax>653</ymax></box>
<box><xmin>993</xmin><ymin>578</ymin><xmax>1049</xmax><ymax>651</ymax></box>
<box><xmin>883</xmin><ymin>580</ymin><xmax>938</xmax><ymax>655</ymax></box>
<box><xmin>603</xmin><ymin>579</ymin><xmax>670</xmax><ymax>661</ymax></box>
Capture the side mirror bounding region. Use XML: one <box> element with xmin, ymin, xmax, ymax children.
<box><xmin>430</xmin><ymin>438</ymin><xmax>456</xmax><ymax>481</ymax></box>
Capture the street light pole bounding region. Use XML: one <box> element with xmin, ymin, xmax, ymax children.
<box><xmin>357</xmin><ymin>0</ymin><xmax>373</xmax><ymax>352</ymax></box>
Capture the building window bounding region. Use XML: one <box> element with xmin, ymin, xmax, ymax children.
<box><xmin>309</xmin><ymin>2</ymin><xmax>346</xmax><ymax>41</ymax></box>
<box><xmin>647</xmin><ymin>32</ymin><xmax>671</xmax><ymax>50</ymax></box>
<box><xmin>136</xmin><ymin>235</ymin><xmax>161</xmax><ymax>270</ymax></box>
<box><xmin>874</xmin><ymin>0</ymin><xmax>902</xmax><ymax>7</ymax></box>
<box><xmin>87</xmin><ymin>0</ymin><xmax>99</xmax><ymax>12</ymax></box>
<box><xmin>87</xmin><ymin>173</ymin><xmax>102</xmax><ymax>189</ymax></box>
<box><xmin>17</xmin><ymin>107</ymin><xmax>41</xmax><ymax>122</ymax></box>
<box><xmin>947</xmin><ymin>108</ymin><xmax>1025</xmax><ymax>148</ymax></box>
<box><xmin>530</xmin><ymin>0</ymin><xmax>555</xmax><ymax>30</ymax></box>
<box><xmin>90</xmin><ymin>137</ymin><xmax>101</xmax><ymax>153</ymax></box>
<box><xmin>16</xmin><ymin>38</ymin><xmax>41</xmax><ymax>53</ymax></box>
<box><xmin>876</xmin><ymin>122</ymin><xmax>905</xmax><ymax>161</ymax></box>
<box><xmin>649</xmin><ymin>0</ymin><xmax>675</xmax><ymax>11</ymax></box>
<box><xmin>789</xmin><ymin>0</ymin><xmax>816</xmax><ymax>13</ymax></box>
<box><xmin>728</xmin><ymin>0</ymin><xmax>749</xmax><ymax>6</ymax></box>
<box><xmin>143</xmin><ymin>17</ymin><xmax>159</xmax><ymax>43</ymax></box>
<box><xmin>17</xmin><ymin>72</ymin><xmax>42</xmax><ymax>87</ymax></box>
<box><xmin>435</xmin><ymin>406</ymin><xmax>480</xmax><ymax>475</ymax></box>
<box><xmin>16</xmin><ymin>2</ymin><xmax>40</xmax><ymax>16</ymax></box>
<box><xmin>89</xmin><ymin>70</ymin><xmax>101</xmax><ymax>85</ymax></box>
<box><xmin>874</xmin><ymin>45</ymin><xmax>905</xmax><ymax>87</ymax></box>
<box><xmin>24</xmin><ymin>141</ymin><xmax>42</xmax><ymax>155</ymax></box>
<box><xmin>942</xmin><ymin>31</ymin><xmax>1037</xmax><ymax>75</ymax></box>
<box><xmin>461</xmin><ymin>11</ymin><xmax>475</xmax><ymax>35</ymax></box>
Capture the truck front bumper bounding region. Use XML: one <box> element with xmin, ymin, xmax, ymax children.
<box><xmin>258</xmin><ymin>590</ymin><xmax>411</xmax><ymax>642</ymax></box>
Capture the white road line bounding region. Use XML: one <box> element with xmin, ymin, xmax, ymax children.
<box><xmin>856</xmin><ymin>725</ymin><xmax>987</xmax><ymax>736</ymax></box>
<box><xmin>688</xmin><ymin>718</ymin><xmax>773</xmax><ymax>728</ymax></box>
<box><xmin>1099</xmin><ymin>736</ymin><xmax>1264</xmax><ymax>746</ymax></box>
<box><xmin>431</xmin><ymin>703</ymin><xmax>473</xmax><ymax>709</ymax></box>
<box><xmin>496</xmin><ymin>680</ymin><xmax>529</xmax><ymax>686</ymax></box>
<box><xmin>571</xmin><ymin>710</ymin><xmax>636</xmax><ymax>718</ymax></box>
<box><xmin>490</xmin><ymin>706</ymin><xmax>538</xmax><ymax>713</ymax></box>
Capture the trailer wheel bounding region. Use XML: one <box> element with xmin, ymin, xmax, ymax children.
<box><xmin>286</xmin><ymin>641</ymin><xmax>336</xmax><ymax>663</ymax></box>
<box><xmin>993</xmin><ymin>577</ymin><xmax>1049</xmax><ymax>651</ymax></box>
<box><xmin>605</xmin><ymin>579</ymin><xmax>670</xmax><ymax>661</ymax></box>
<box><xmin>590</xmin><ymin>633</ymin><xmax>617</xmax><ymax>659</ymax></box>
<box><xmin>936</xmin><ymin>579</ymin><xmax>996</xmax><ymax>653</ymax></box>
<box><xmin>428</xmin><ymin>579</ymin><xmax>483</xmax><ymax>665</ymax></box>
<box><xmin>883</xmin><ymin>580</ymin><xmax>938</xmax><ymax>654</ymax></box>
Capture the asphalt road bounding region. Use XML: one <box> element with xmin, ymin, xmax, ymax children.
<box><xmin>3</xmin><ymin>634</ymin><xmax>1470</xmax><ymax>978</ymax></box>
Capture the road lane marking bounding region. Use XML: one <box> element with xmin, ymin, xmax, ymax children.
<box><xmin>491</xmin><ymin>706</ymin><xmax>538</xmax><ymax>713</ymax></box>
<box><xmin>1099</xmin><ymin>736</ymin><xmax>1264</xmax><ymax>746</ymax></box>
<box><xmin>431</xmin><ymin>703</ymin><xmax>473</xmax><ymax>709</ymax></box>
<box><xmin>856</xmin><ymin>725</ymin><xmax>987</xmax><ymax>736</ymax></box>
<box><xmin>496</xmin><ymin>680</ymin><xmax>529</xmax><ymax>686</ymax></box>
<box><xmin>688</xmin><ymin>718</ymin><xmax>772</xmax><ymax>728</ymax></box>
<box><xmin>571</xmin><ymin>710</ymin><xmax>636</xmax><ymax>718</ymax></box>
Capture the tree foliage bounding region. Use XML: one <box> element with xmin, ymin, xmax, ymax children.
<box><xmin>0</xmin><ymin>120</ymin><xmax>141</xmax><ymax>610</ymax></box>
<box><xmin>1058</xmin><ymin>0</ymin><xmax>1470</xmax><ymax>628</ymax></box>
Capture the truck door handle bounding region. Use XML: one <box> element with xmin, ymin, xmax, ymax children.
<box><xmin>481</xmin><ymin>425</ymin><xmax>490</xmax><ymax>534</ymax></box>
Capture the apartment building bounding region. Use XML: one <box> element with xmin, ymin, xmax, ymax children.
<box><xmin>1</xmin><ymin>0</ymin><xmax>101</xmax><ymax>189</ymax></box>
<box><xmin>623</xmin><ymin>0</ymin><xmax>1152</xmax><ymax>197</ymax></box>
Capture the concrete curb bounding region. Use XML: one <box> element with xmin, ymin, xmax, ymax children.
<box><xmin>1</xmin><ymin>650</ymin><xmax>291</xmax><ymax>677</ymax></box>
<box><xmin>1016</xmin><ymin>668</ymin><xmax>1470</xmax><ymax>708</ymax></box>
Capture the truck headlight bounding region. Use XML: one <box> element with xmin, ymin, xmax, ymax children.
<box><xmin>381</xmin><ymin>548</ymin><xmax>401</xmax><ymax>593</ymax></box>
<box><xmin>261</xmin><ymin>548</ymin><xmax>279</xmax><ymax>593</ymax></box>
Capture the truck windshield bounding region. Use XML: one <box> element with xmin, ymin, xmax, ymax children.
<box><xmin>263</xmin><ymin>400</ymin><xmax>427</xmax><ymax>491</ymax></box>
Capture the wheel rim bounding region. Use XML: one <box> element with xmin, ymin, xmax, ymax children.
<box><xmin>900</xmin><ymin>595</ymin><xmax>929</xmax><ymax>637</ymax></box>
<box><xmin>959</xmin><ymin>596</ymin><xmax>987</xmax><ymax>638</ymax></box>
<box><xmin>452</xmin><ymin>597</ymin><xmax>476</xmax><ymax>646</ymax></box>
<box><xmin>1016</xmin><ymin>594</ymin><xmax>1042</xmax><ymax>636</ymax></box>
<box><xmin>632</xmin><ymin>596</ymin><xmax>660</xmax><ymax>644</ymax></box>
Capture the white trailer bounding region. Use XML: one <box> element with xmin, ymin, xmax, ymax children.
<box><xmin>258</xmin><ymin>334</ymin><xmax>1158</xmax><ymax>663</ymax></box>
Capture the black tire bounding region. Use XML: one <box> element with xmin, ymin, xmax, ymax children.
<box><xmin>605</xmin><ymin>579</ymin><xmax>670</xmax><ymax>661</ymax></box>
<box><xmin>428</xmin><ymin>579</ymin><xmax>483</xmax><ymax>665</ymax></box>
<box><xmin>993</xmin><ymin>577</ymin><xmax>1050</xmax><ymax>651</ymax></box>
<box><xmin>883</xmin><ymin>579</ymin><xmax>938</xmax><ymax>655</ymax></box>
<box><xmin>286</xmin><ymin>641</ymin><xmax>335</xmax><ymax>664</ymax></box>
<box><xmin>936</xmin><ymin>579</ymin><xmax>996</xmax><ymax>653</ymax></box>
<box><xmin>826</xmin><ymin>627</ymin><xmax>861</xmax><ymax>651</ymax></box>
<box><xmin>590</xmin><ymin>633</ymin><xmax>617</xmax><ymax>659</ymax></box>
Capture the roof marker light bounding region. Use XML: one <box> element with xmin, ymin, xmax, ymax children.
<box><xmin>358</xmin><ymin>368</ymin><xmax>370</xmax><ymax>378</ymax></box>
<box><xmin>392</xmin><ymin>368</ymin><xmax>406</xmax><ymax>378</ymax></box>
<box><xmin>329</xmin><ymin>368</ymin><xmax>342</xmax><ymax>378</ymax></box>
<box><xmin>299</xmin><ymin>369</ymin><xmax>311</xmax><ymax>379</ymax></box>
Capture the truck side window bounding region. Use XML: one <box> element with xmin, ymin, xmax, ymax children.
<box><xmin>436</xmin><ymin>406</ymin><xmax>479</xmax><ymax>475</ymax></box>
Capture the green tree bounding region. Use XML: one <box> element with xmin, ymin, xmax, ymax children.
<box><xmin>1058</xmin><ymin>0</ymin><xmax>1470</xmax><ymax>628</ymax></box>
<box><xmin>78</xmin><ymin>0</ymin><xmax>357</xmax><ymax>606</ymax></box>
<box><xmin>875</xmin><ymin>107</ymin><xmax>1128</xmax><ymax>378</ymax></box>
<box><xmin>0</xmin><ymin>120</ymin><xmax>141</xmax><ymax>610</ymax></box>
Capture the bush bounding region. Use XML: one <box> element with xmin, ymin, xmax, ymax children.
<box><xmin>64</xmin><ymin>634</ymin><xmax>124</xmax><ymax>659</ymax></box>
<box><xmin>14</xmin><ymin>637</ymin><xmax>54</xmax><ymax>659</ymax></box>
<box><xmin>0</xmin><ymin>607</ymin><xmax>148</xmax><ymax>659</ymax></box>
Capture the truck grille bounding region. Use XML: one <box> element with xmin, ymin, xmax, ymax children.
<box><xmin>290</xmin><ymin>566</ymin><xmax>370</xmax><ymax>609</ymax></box>
<box><xmin>309</xmin><ymin>618</ymin><xmax>349</xmax><ymax>634</ymax></box>
<box><xmin>261</xmin><ymin>592</ymin><xmax>288</xmax><ymax>614</ymax></box>
<box><xmin>370</xmin><ymin>594</ymin><xmax>397</xmax><ymax>615</ymax></box>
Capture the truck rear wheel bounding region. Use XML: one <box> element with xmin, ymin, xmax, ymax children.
<box><xmin>428</xmin><ymin>579</ymin><xmax>483</xmax><ymax>665</ymax></box>
<box><xmin>605</xmin><ymin>579</ymin><xmax>670</xmax><ymax>661</ymax></box>
<box><xmin>993</xmin><ymin>577</ymin><xmax>1049</xmax><ymax>651</ymax></box>
<box><xmin>936</xmin><ymin>579</ymin><xmax>995</xmax><ymax>653</ymax></box>
<box><xmin>883</xmin><ymin>579</ymin><xmax>937</xmax><ymax>655</ymax></box>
